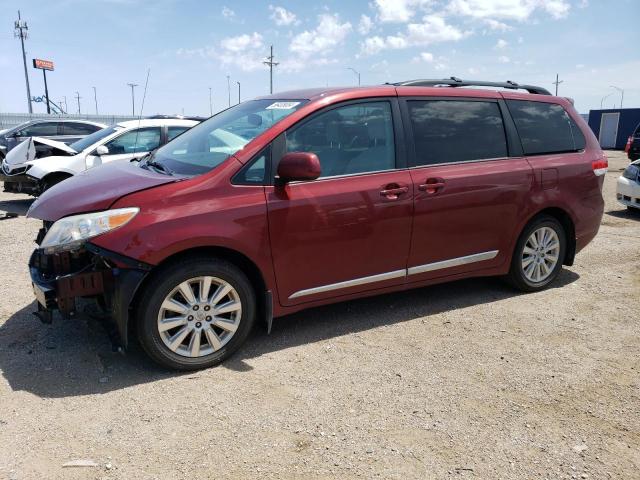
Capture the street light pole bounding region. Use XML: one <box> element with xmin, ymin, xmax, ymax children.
<box><xmin>600</xmin><ymin>93</ymin><xmax>613</xmax><ymax>110</ymax></box>
<box><xmin>610</xmin><ymin>85</ymin><xmax>624</xmax><ymax>109</ymax></box>
<box><xmin>209</xmin><ymin>87</ymin><xmax>213</xmax><ymax>115</ymax></box>
<box><xmin>226</xmin><ymin>75</ymin><xmax>231</xmax><ymax>107</ymax></box>
<box><xmin>93</xmin><ymin>86</ymin><xmax>98</xmax><ymax>115</ymax></box>
<box><xmin>237</xmin><ymin>81</ymin><xmax>241</xmax><ymax>104</ymax></box>
<box><xmin>346</xmin><ymin>67</ymin><xmax>361</xmax><ymax>86</ymax></box>
<box><xmin>14</xmin><ymin>10</ymin><xmax>33</xmax><ymax>114</ymax></box>
<box><xmin>127</xmin><ymin>83</ymin><xmax>138</xmax><ymax>116</ymax></box>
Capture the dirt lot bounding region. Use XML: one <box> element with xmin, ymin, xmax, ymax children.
<box><xmin>0</xmin><ymin>150</ymin><xmax>638</xmax><ymax>479</ymax></box>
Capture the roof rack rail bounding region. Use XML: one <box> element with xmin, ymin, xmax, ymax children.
<box><xmin>392</xmin><ymin>77</ymin><xmax>551</xmax><ymax>95</ymax></box>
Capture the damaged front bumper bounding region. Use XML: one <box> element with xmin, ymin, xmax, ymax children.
<box><xmin>29</xmin><ymin>241</ymin><xmax>150</xmax><ymax>349</ymax></box>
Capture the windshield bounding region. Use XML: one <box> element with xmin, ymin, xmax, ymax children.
<box><xmin>151</xmin><ymin>99</ymin><xmax>307</xmax><ymax>176</ymax></box>
<box><xmin>69</xmin><ymin>126</ymin><xmax>121</xmax><ymax>152</ymax></box>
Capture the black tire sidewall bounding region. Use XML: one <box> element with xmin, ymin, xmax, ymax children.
<box><xmin>510</xmin><ymin>216</ymin><xmax>566</xmax><ymax>291</ymax></box>
<box><xmin>137</xmin><ymin>258</ymin><xmax>255</xmax><ymax>370</ymax></box>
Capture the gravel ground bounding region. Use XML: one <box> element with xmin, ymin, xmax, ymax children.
<box><xmin>0</xmin><ymin>150</ymin><xmax>638</xmax><ymax>479</ymax></box>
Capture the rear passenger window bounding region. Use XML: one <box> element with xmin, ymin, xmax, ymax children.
<box><xmin>506</xmin><ymin>100</ymin><xmax>585</xmax><ymax>155</ymax></box>
<box><xmin>407</xmin><ymin>100</ymin><xmax>507</xmax><ymax>166</ymax></box>
<box><xmin>63</xmin><ymin>123</ymin><xmax>100</xmax><ymax>135</ymax></box>
<box><xmin>286</xmin><ymin>102</ymin><xmax>395</xmax><ymax>178</ymax></box>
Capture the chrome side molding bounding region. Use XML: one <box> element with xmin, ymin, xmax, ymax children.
<box><xmin>288</xmin><ymin>250</ymin><xmax>499</xmax><ymax>300</ymax></box>
<box><xmin>288</xmin><ymin>269</ymin><xmax>406</xmax><ymax>299</ymax></box>
<box><xmin>407</xmin><ymin>250</ymin><xmax>499</xmax><ymax>276</ymax></box>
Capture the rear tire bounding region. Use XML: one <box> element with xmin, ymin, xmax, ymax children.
<box><xmin>135</xmin><ymin>256</ymin><xmax>256</xmax><ymax>371</ymax></box>
<box><xmin>506</xmin><ymin>215</ymin><xmax>566</xmax><ymax>292</ymax></box>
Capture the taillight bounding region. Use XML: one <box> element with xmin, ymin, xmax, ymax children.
<box><xmin>625</xmin><ymin>136</ymin><xmax>632</xmax><ymax>153</ymax></box>
<box><xmin>592</xmin><ymin>155</ymin><xmax>608</xmax><ymax>176</ymax></box>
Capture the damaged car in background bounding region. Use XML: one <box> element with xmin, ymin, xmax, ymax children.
<box><xmin>0</xmin><ymin>118</ymin><xmax>198</xmax><ymax>195</ymax></box>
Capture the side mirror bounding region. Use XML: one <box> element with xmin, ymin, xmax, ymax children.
<box><xmin>277</xmin><ymin>152</ymin><xmax>321</xmax><ymax>183</ymax></box>
<box><xmin>95</xmin><ymin>145</ymin><xmax>109</xmax><ymax>156</ymax></box>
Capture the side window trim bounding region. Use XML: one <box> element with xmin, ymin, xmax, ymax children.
<box><xmin>232</xmin><ymin>145</ymin><xmax>271</xmax><ymax>186</ymax></box>
<box><xmin>273</xmin><ymin>97</ymin><xmax>406</xmax><ymax>181</ymax></box>
<box><xmin>399</xmin><ymin>96</ymin><xmax>511</xmax><ymax>168</ymax></box>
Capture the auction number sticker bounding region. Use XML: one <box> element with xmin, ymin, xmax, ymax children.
<box><xmin>266</xmin><ymin>101</ymin><xmax>300</xmax><ymax>110</ymax></box>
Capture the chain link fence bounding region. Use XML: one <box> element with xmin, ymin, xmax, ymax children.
<box><xmin>0</xmin><ymin>113</ymin><xmax>138</xmax><ymax>129</ymax></box>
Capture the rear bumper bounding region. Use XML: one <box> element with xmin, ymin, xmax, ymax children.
<box><xmin>616</xmin><ymin>176</ymin><xmax>640</xmax><ymax>209</ymax></box>
<box><xmin>29</xmin><ymin>244</ymin><xmax>150</xmax><ymax>348</ymax></box>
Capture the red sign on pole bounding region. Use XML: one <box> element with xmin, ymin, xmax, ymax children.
<box><xmin>33</xmin><ymin>58</ymin><xmax>54</xmax><ymax>71</ymax></box>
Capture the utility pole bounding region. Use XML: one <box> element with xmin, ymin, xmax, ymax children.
<box><xmin>262</xmin><ymin>45</ymin><xmax>279</xmax><ymax>94</ymax></box>
<box><xmin>610</xmin><ymin>85</ymin><xmax>624</xmax><ymax>109</ymax></box>
<box><xmin>237</xmin><ymin>81</ymin><xmax>241</xmax><ymax>104</ymax></box>
<box><xmin>127</xmin><ymin>83</ymin><xmax>138</xmax><ymax>116</ymax></box>
<box><xmin>93</xmin><ymin>86</ymin><xmax>98</xmax><ymax>115</ymax></box>
<box><xmin>552</xmin><ymin>73</ymin><xmax>563</xmax><ymax>96</ymax></box>
<box><xmin>347</xmin><ymin>67</ymin><xmax>361</xmax><ymax>86</ymax></box>
<box><xmin>75</xmin><ymin>91</ymin><xmax>81</xmax><ymax>115</ymax></box>
<box><xmin>226</xmin><ymin>75</ymin><xmax>231</xmax><ymax>107</ymax></box>
<box><xmin>14</xmin><ymin>11</ymin><xmax>33</xmax><ymax>113</ymax></box>
<box><xmin>209</xmin><ymin>87</ymin><xmax>213</xmax><ymax>115</ymax></box>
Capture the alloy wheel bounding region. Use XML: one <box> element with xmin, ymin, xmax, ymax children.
<box><xmin>157</xmin><ymin>276</ymin><xmax>242</xmax><ymax>358</ymax></box>
<box><xmin>521</xmin><ymin>226</ymin><xmax>560</xmax><ymax>283</ymax></box>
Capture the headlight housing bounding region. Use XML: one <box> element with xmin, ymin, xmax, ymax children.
<box><xmin>622</xmin><ymin>164</ymin><xmax>639</xmax><ymax>182</ymax></box>
<box><xmin>40</xmin><ymin>207</ymin><xmax>139</xmax><ymax>253</ymax></box>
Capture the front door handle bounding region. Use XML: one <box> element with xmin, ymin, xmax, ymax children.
<box><xmin>418</xmin><ymin>178</ymin><xmax>445</xmax><ymax>194</ymax></box>
<box><xmin>380</xmin><ymin>184</ymin><xmax>409</xmax><ymax>200</ymax></box>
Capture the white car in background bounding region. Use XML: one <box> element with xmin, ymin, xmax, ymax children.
<box><xmin>1</xmin><ymin>118</ymin><xmax>198</xmax><ymax>195</ymax></box>
<box><xmin>617</xmin><ymin>160</ymin><xmax>640</xmax><ymax>211</ymax></box>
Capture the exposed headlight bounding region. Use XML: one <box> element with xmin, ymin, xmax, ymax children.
<box><xmin>40</xmin><ymin>207</ymin><xmax>139</xmax><ymax>253</ymax></box>
<box><xmin>622</xmin><ymin>164</ymin><xmax>639</xmax><ymax>182</ymax></box>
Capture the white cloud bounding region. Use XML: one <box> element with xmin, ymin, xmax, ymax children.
<box><xmin>448</xmin><ymin>0</ymin><xmax>570</xmax><ymax>21</ymax></box>
<box><xmin>494</xmin><ymin>38</ymin><xmax>508</xmax><ymax>49</ymax></box>
<box><xmin>498</xmin><ymin>55</ymin><xmax>510</xmax><ymax>63</ymax></box>
<box><xmin>434</xmin><ymin>62</ymin><xmax>448</xmax><ymax>71</ymax></box>
<box><xmin>517</xmin><ymin>36</ymin><xmax>524</xmax><ymax>43</ymax></box>
<box><xmin>420</xmin><ymin>52</ymin><xmax>434</xmax><ymax>62</ymax></box>
<box><xmin>371</xmin><ymin>0</ymin><xmax>432</xmax><ymax>23</ymax></box>
<box><xmin>484</xmin><ymin>18</ymin><xmax>513</xmax><ymax>31</ymax></box>
<box><xmin>221</xmin><ymin>6</ymin><xmax>235</xmax><ymax>18</ymax></box>
<box><xmin>358</xmin><ymin>14</ymin><xmax>373</xmax><ymax>35</ymax></box>
<box><xmin>290</xmin><ymin>14</ymin><xmax>352</xmax><ymax>57</ymax></box>
<box><xmin>360</xmin><ymin>15</ymin><xmax>468</xmax><ymax>55</ymax></box>
<box><xmin>269</xmin><ymin>5</ymin><xmax>298</xmax><ymax>26</ymax></box>
<box><xmin>216</xmin><ymin>32</ymin><xmax>265</xmax><ymax>71</ymax></box>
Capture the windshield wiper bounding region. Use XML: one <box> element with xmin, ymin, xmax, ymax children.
<box><xmin>145</xmin><ymin>159</ymin><xmax>173</xmax><ymax>175</ymax></box>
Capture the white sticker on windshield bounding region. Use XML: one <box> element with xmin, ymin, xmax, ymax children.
<box><xmin>266</xmin><ymin>101</ymin><xmax>300</xmax><ymax>110</ymax></box>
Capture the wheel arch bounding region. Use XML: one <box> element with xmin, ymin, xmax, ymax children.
<box><xmin>517</xmin><ymin>207</ymin><xmax>576</xmax><ymax>266</ymax></box>
<box><xmin>128</xmin><ymin>245</ymin><xmax>270</xmax><ymax>343</ymax></box>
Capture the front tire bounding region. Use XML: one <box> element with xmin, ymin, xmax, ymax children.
<box><xmin>136</xmin><ymin>257</ymin><xmax>256</xmax><ymax>370</ymax></box>
<box><xmin>506</xmin><ymin>215</ymin><xmax>566</xmax><ymax>292</ymax></box>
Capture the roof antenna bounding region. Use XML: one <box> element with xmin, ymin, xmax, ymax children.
<box><xmin>133</xmin><ymin>68</ymin><xmax>151</xmax><ymax>154</ymax></box>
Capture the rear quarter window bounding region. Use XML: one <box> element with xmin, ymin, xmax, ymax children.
<box><xmin>506</xmin><ymin>100</ymin><xmax>585</xmax><ymax>155</ymax></box>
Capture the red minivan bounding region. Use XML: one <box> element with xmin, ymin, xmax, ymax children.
<box><xmin>27</xmin><ymin>79</ymin><xmax>607</xmax><ymax>370</ymax></box>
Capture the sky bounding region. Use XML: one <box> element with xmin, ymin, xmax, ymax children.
<box><xmin>0</xmin><ymin>0</ymin><xmax>638</xmax><ymax>116</ymax></box>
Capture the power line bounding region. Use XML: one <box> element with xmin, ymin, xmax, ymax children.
<box><xmin>262</xmin><ymin>45</ymin><xmax>279</xmax><ymax>94</ymax></box>
<box><xmin>552</xmin><ymin>73</ymin><xmax>563</xmax><ymax>96</ymax></box>
<box><xmin>127</xmin><ymin>83</ymin><xmax>138</xmax><ymax>116</ymax></box>
<box><xmin>14</xmin><ymin>10</ymin><xmax>32</xmax><ymax>114</ymax></box>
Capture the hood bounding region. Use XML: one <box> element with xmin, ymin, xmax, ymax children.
<box><xmin>27</xmin><ymin>160</ymin><xmax>179</xmax><ymax>221</ymax></box>
<box><xmin>5</xmin><ymin>137</ymin><xmax>76</xmax><ymax>166</ymax></box>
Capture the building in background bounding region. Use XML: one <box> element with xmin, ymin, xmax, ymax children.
<box><xmin>587</xmin><ymin>108</ymin><xmax>640</xmax><ymax>150</ymax></box>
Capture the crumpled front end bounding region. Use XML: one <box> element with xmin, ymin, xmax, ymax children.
<box><xmin>29</xmin><ymin>222</ymin><xmax>150</xmax><ymax>349</ymax></box>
